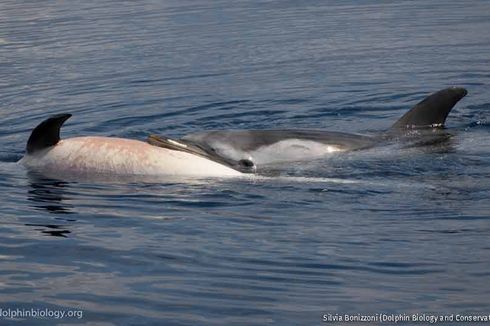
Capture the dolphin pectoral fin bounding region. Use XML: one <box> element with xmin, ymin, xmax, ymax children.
<box><xmin>26</xmin><ymin>113</ymin><xmax>72</xmax><ymax>154</ymax></box>
<box><xmin>147</xmin><ymin>135</ymin><xmax>256</xmax><ymax>173</ymax></box>
<box><xmin>390</xmin><ymin>87</ymin><xmax>467</xmax><ymax>130</ymax></box>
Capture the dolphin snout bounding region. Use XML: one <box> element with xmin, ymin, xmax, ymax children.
<box><xmin>449</xmin><ymin>87</ymin><xmax>468</xmax><ymax>99</ymax></box>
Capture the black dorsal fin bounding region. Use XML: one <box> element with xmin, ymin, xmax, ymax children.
<box><xmin>390</xmin><ymin>87</ymin><xmax>467</xmax><ymax>130</ymax></box>
<box><xmin>26</xmin><ymin>114</ymin><xmax>72</xmax><ymax>154</ymax></box>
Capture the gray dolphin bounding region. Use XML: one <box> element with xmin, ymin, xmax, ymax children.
<box><xmin>149</xmin><ymin>87</ymin><xmax>467</xmax><ymax>172</ymax></box>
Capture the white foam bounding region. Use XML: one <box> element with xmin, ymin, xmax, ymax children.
<box><xmin>252</xmin><ymin>175</ymin><xmax>359</xmax><ymax>184</ymax></box>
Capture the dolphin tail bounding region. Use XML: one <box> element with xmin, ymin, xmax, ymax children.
<box><xmin>26</xmin><ymin>113</ymin><xmax>72</xmax><ymax>154</ymax></box>
<box><xmin>390</xmin><ymin>87</ymin><xmax>467</xmax><ymax>130</ymax></box>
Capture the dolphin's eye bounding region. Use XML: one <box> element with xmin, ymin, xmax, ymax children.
<box><xmin>238</xmin><ymin>159</ymin><xmax>254</xmax><ymax>168</ymax></box>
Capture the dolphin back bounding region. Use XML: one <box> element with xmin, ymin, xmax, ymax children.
<box><xmin>390</xmin><ymin>87</ymin><xmax>467</xmax><ymax>130</ymax></box>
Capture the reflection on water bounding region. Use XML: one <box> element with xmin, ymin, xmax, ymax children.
<box><xmin>27</xmin><ymin>172</ymin><xmax>74</xmax><ymax>215</ymax></box>
<box><xmin>26</xmin><ymin>172</ymin><xmax>75</xmax><ymax>237</ymax></box>
<box><xmin>24</xmin><ymin>223</ymin><xmax>72</xmax><ymax>237</ymax></box>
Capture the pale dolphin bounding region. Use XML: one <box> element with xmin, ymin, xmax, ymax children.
<box><xmin>19</xmin><ymin>115</ymin><xmax>243</xmax><ymax>177</ymax></box>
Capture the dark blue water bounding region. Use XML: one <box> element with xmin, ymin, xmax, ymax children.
<box><xmin>1</xmin><ymin>1</ymin><xmax>489</xmax><ymax>325</ymax></box>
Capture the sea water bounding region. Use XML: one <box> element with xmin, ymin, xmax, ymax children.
<box><xmin>0</xmin><ymin>1</ymin><xmax>489</xmax><ymax>325</ymax></box>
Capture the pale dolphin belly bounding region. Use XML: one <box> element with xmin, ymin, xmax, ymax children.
<box><xmin>247</xmin><ymin>139</ymin><xmax>344</xmax><ymax>164</ymax></box>
<box><xmin>182</xmin><ymin>130</ymin><xmax>375</xmax><ymax>165</ymax></box>
<box><xmin>197</xmin><ymin>139</ymin><xmax>346</xmax><ymax>165</ymax></box>
<box><xmin>19</xmin><ymin>136</ymin><xmax>242</xmax><ymax>177</ymax></box>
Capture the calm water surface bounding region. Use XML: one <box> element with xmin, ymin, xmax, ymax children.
<box><xmin>0</xmin><ymin>1</ymin><xmax>489</xmax><ymax>325</ymax></box>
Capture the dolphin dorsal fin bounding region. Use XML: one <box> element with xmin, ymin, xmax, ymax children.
<box><xmin>26</xmin><ymin>113</ymin><xmax>72</xmax><ymax>154</ymax></box>
<box><xmin>390</xmin><ymin>87</ymin><xmax>467</xmax><ymax>130</ymax></box>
